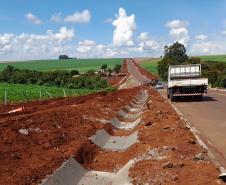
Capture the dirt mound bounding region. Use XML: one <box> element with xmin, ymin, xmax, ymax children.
<box><xmin>108</xmin><ymin>60</ymin><xmax>129</xmax><ymax>87</ymax></box>
<box><xmin>132</xmin><ymin>59</ymin><xmax>158</xmax><ymax>80</ymax></box>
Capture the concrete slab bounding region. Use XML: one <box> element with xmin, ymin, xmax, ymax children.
<box><xmin>124</xmin><ymin>105</ymin><xmax>143</xmax><ymax>113</ymax></box>
<box><xmin>42</xmin><ymin>158</ymin><xmax>134</xmax><ymax>185</ymax></box>
<box><xmin>117</xmin><ymin>109</ymin><xmax>141</xmax><ymax>120</ymax></box>
<box><xmin>110</xmin><ymin>117</ymin><xmax>142</xmax><ymax>130</ymax></box>
<box><xmin>89</xmin><ymin>129</ymin><xmax>138</xmax><ymax>151</ymax></box>
<box><xmin>129</xmin><ymin>101</ymin><xmax>145</xmax><ymax>108</ymax></box>
<box><xmin>112</xmin><ymin>160</ymin><xmax>134</xmax><ymax>185</ymax></box>
<box><xmin>135</xmin><ymin>93</ymin><xmax>148</xmax><ymax>100</ymax></box>
<box><xmin>131</xmin><ymin>99</ymin><xmax>145</xmax><ymax>105</ymax></box>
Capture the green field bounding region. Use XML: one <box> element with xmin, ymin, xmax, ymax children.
<box><xmin>139</xmin><ymin>55</ymin><xmax>226</xmax><ymax>77</ymax></box>
<box><xmin>0</xmin><ymin>58</ymin><xmax>123</xmax><ymax>72</ymax></box>
<box><xmin>139</xmin><ymin>58</ymin><xmax>160</xmax><ymax>76</ymax></box>
<box><xmin>199</xmin><ymin>55</ymin><xmax>226</xmax><ymax>63</ymax></box>
<box><xmin>0</xmin><ymin>83</ymin><xmax>100</xmax><ymax>104</ymax></box>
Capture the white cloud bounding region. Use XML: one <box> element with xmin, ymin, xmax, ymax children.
<box><xmin>64</xmin><ymin>10</ymin><xmax>91</xmax><ymax>23</ymax></box>
<box><xmin>76</xmin><ymin>40</ymin><xmax>119</xmax><ymax>58</ymax></box>
<box><xmin>166</xmin><ymin>19</ymin><xmax>189</xmax><ymax>46</ymax></box>
<box><xmin>196</xmin><ymin>34</ymin><xmax>207</xmax><ymax>41</ymax></box>
<box><xmin>191</xmin><ymin>42</ymin><xmax>219</xmax><ymax>55</ymax></box>
<box><xmin>166</xmin><ymin>20</ymin><xmax>188</xmax><ymax>29</ymax></box>
<box><xmin>75</xmin><ymin>32</ymin><xmax>162</xmax><ymax>59</ymax></box>
<box><xmin>0</xmin><ymin>33</ymin><xmax>14</xmax><ymax>45</ymax></box>
<box><xmin>222</xmin><ymin>30</ymin><xmax>226</xmax><ymax>35</ymax></box>
<box><xmin>51</xmin><ymin>13</ymin><xmax>61</xmax><ymax>23</ymax></box>
<box><xmin>189</xmin><ymin>34</ymin><xmax>226</xmax><ymax>55</ymax></box>
<box><xmin>53</xmin><ymin>27</ymin><xmax>75</xmax><ymax>42</ymax></box>
<box><xmin>25</xmin><ymin>12</ymin><xmax>42</xmax><ymax>25</ymax></box>
<box><xmin>138</xmin><ymin>32</ymin><xmax>160</xmax><ymax>51</ymax></box>
<box><xmin>77</xmin><ymin>40</ymin><xmax>96</xmax><ymax>53</ymax></box>
<box><xmin>112</xmin><ymin>8</ymin><xmax>136</xmax><ymax>46</ymax></box>
<box><xmin>0</xmin><ymin>27</ymin><xmax>75</xmax><ymax>61</ymax></box>
<box><xmin>104</xmin><ymin>18</ymin><xmax>114</xmax><ymax>24</ymax></box>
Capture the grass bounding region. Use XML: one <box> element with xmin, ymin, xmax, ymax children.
<box><xmin>199</xmin><ymin>55</ymin><xmax>226</xmax><ymax>63</ymax></box>
<box><xmin>139</xmin><ymin>55</ymin><xmax>226</xmax><ymax>77</ymax></box>
<box><xmin>0</xmin><ymin>83</ymin><xmax>102</xmax><ymax>103</ymax></box>
<box><xmin>0</xmin><ymin>58</ymin><xmax>123</xmax><ymax>72</ymax></box>
<box><xmin>139</xmin><ymin>58</ymin><xmax>160</xmax><ymax>76</ymax></box>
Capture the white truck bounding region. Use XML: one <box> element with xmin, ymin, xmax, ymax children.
<box><xmin>167</xmin><ymin>64</ymin><xmax>208</xmax><ymax>101</ymax></box>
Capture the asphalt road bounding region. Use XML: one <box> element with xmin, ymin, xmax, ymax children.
<box><xmin>159</xmin><ymin>88</ymin><xmax>226</xmax><ymax>167</ymax></box>
<box><xmin>129</xmin><ymin>60</ymin><xmax>226</xmax><ymax>168</ymax></box>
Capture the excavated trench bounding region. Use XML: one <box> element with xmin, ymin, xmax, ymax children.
<box><xmin>41</xmin><ymin>90</ymin><xmax>149</xmax><ymax>185</ymax></box>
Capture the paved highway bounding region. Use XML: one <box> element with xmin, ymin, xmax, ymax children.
<box><xmin>159</xmin><ymin>88</ymin><xmax>226</xmax><ymax>168</ymax></box>
<box><xmin>130</xmin><ymin>60</ymin><xmax>226</xmax><ymax>168</ymax></box>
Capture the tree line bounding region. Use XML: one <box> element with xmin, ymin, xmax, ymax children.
<box><xmin>0</xmin><ymin>66</ymin><xmax>109</xmax><ymax>90</ymax></box>
<box><xmin>158</xmin><ymin>42</ymin><xmax>226</xmax><ymax>88</ymax></box>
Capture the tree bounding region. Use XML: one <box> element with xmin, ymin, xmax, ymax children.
<box><xmin>164</xmin><ymin>42</ymin><xmax>188</xmax><ymax>64</ymax></box>
<box><xmin>158</xmin><ymin>42</ymin><xmax>188</xmax><ymax>80</ymax></box>
<box><xmin>113</xmin><ymin>64</ymin><xmax>121</xmax><ymax>74</ymax></box>
<box><xmin>187</xmin><ymin>57</ymin><xmax>201</xmax><ymax>64</ymax></box>
<box><xmin>0</xmin><ymin>66</ymin><xmax>109</xmax><ymax>90</ymax></box>
<box><xmin>101</xmin><ymin>64</ymin><xmax>108</xmax><ymax>72</ymax></box>
<box><xmin>0</xmin><ymin>65</ymin><xmax>16</xmax><ymax>82</ymax></box>
<box><xmin>158</xmin><ymin>58</ymin><xmax>169</xmax><ymax>81</ymax></box>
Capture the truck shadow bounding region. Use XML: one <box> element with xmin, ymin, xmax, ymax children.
<box><xmin>174</xmin><ymin>96</ymin><xmax>217</xmax><ymax>102</ymax></box>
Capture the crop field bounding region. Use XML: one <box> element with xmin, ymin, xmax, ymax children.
<box><xmin>199</xmin><ymin>55</ymin><xmax>226</xmax><ymax>63</ymax></box>
<box><xmin>139</xmin><ymin>58</ymin><xmax>160</xmax><ymax>76</ymax></box>
<box><xmin>0</xmin><ymin>58</ymin><xmax>123</xmax><ymax>72</ymax></box>
<box><xmin>0</xmin><ymin>83</ymin><xmax>99</xmax><ymax>104</ymax></box>
<box><xmin>139</xmin><ymin>55</ymin><xmax>226</xmax><ymax>77</ymax></box>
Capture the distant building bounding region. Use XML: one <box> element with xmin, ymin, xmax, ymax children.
<box><xmin>59</xmin><ymin>55</ymin><xmax>69</xmax><ymax>60</ymax></box>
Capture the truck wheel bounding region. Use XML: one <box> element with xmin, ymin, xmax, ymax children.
<box><xmin>167</xmin><ymin>93</ymin><xmax>170</xmax><ymax>99</ymax></box>
<box><xmin>170</xmin><ymin>93</ymin><xmax>174</xmax><ymax>102</ymax></box>
<box><xmin>198</xmin><ymin>95</ymin><xmax>203</xmax><ymax>101</ymax></box>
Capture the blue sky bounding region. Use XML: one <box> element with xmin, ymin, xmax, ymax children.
<box><xmin>1</xmin><ymin>0</ymin><xmax>226</xmax><ymax>61</ymax></box>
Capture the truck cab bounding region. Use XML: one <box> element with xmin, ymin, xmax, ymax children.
<box><xmin>167</xmin><ymin>64</ymin><xmax>208</xmax><ymax>101</ymax></box>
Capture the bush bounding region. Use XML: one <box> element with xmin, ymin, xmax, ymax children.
<box><xmin>202</xmin><ymin>62</ymin><xmax>226</xmax><ymax>88</ymax></box>
<box><xmin>113</xmin><ymin>64</ymin><xmax>121</xmax><ymax>73</ymax></box>
<box><xmin>0</xmin><ymin>65</ymin><xmax>109</xmax><ymax>90</ymax></box>
<box><xmin>70</xmin><ymin>70</ymin><xmax>79</xmax><ymax>76</ymax></box>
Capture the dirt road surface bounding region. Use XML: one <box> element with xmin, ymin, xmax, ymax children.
<box><xmin>159</xmin><ymin>88</ymin><xmax>226</xmax><ymax>169</ymax></box>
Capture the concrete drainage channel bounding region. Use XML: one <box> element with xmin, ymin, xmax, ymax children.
<box><xmin>89</xmin><ymin>129</ymin><xmax>138</xmax><ymax>151</ymax></box>
<box><xmin>41</xmin><ymin>90</ymin><xmax>149</xmax><ymax>185</ymax></box>
<box><xmin>42</xmin><ymin>158</ymin><xmax>134</xmax><ymax>185</ymax></box>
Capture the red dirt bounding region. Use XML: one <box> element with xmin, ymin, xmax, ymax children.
<box><xmin>0</xmin><ymin>60</ymin><xmax>223</xmax><ymax>185</ymax></box>
<box><xmin>107</xmin><ymin>59</ymin><xmax>128</xmax><ymax>87</ymax></box>
<box><xmin>132</xmin><ymin>59</ymin><xmax>158</xmax><ymax>80</ymax></box>
<box><xmin>0</xmin><ymin>87</ymin><xmax>141</xmax><ymax>185</ymax></box>
<box><xmin>85</xmin><ymin>88</ymin><xmax>220</xmax><ymax>185</ymax></box>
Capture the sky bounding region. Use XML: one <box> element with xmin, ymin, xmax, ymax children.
<box><xmin>1</xmin><ymin>0</ymin><xmax>226</xmax><ymax>61</ymax></box>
